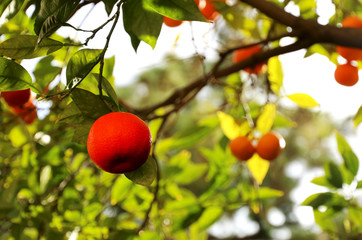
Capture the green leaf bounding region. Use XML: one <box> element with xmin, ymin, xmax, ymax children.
<box><xmin>273</xmin><ymin>113</ymin><xmax>297</xmax><ymax>128</ymax></box>
<box><xmin>304</xmin><ymin>44</ymin><xmax>330</xmax><ymax>59</ymax></box>
<box><xmin>0</xmin><ymin>35</ymin><xmax>63</xmax><ymax>59</ymax></box>
<box><xmin>194</xmin><ymin>206</ymin><xmax>223</xmax><ymax>230</ymax></box>
<box><xmin>311</xmin><ymin>176</ymin><xmax>334</xmax><ymax>188</ymax></box>
<box><xmin>257</xmin><ymin>187</ymin><xmax>284</xmax><ymax>199</ymax></box>
<box><xmin>72</xmin><ymin>118</ymin><xmax>94</xmax><ymax>144</ymax></box>
<box><xmin>287</xmin><ymin>93</ymin><xmax>319</xmax><ymax>108</ymax></box>
<box><xmin>324</xmin><ymin>161</ymin><xmax>343</xmax><ymax>189</ymax></box>
<box><xmin>0</xmin><ymin>0</ymin><xmax>13</xmax><ymax>19</ymax></box>
<box><xmin>9</xmin><ymin>126</ymin><xmax>28</xmax><ymax>147</ymax></box>
<box><xmin>256</xmin><ymin>103</ymin><xmax>276</xmax><ymax>135</ymax></box>
<box><xmin>34</xmin><ymin>0</ymin><xmax>81</xmax><ymax>39</ymax></box>
<box><xmin>102</xmin><ymin>0</ymin><xmax>118</xmax><ymax>15</ymax></box>
<box><xmin>39</xmin><ymin>165</ymin><xmax>52</xmax><ymax>194</ymax></box>
<box><xmin>64</xmin><ymin>210</ymin><xmax>82</xmax><ymax>223</ymax></box>
<box><xmin>110</xmin><ymin>176</ymin><xmax>133</xmax><ymax>205</ymax></box>
<box><xmin>144</xmin><ymin>0</ymin><xmax>206</xmax><ymax>21</ymax></box>
<box><xmin>91</xmin><ymin>73</ymin><xmax>119</xmax><ymax>109</ymax></box>
<box><xmin>33</xmin><ymin>55</ymin><xmax>62</xmax><ymax>89</ymax></box>
<box><xmin>66</xmin><ymin>49</ymin><xmax>102</xmax><ymax>88</ymax></box>
<box><xmin>57</xmin><ymin>101</ymin><xmax>83</xmax><ymax>124</ymax></box>
<box><xmin>267</xmin><ymin>56</ymin><xmax>283</xmax><ymax>94</ymax></box>
<box><xmin>157</xmin><ymin>125</ymin><xmax>214</xmax><ymax>155</ymax></box>
<box><xmin>125</xmin><ymin>156</ymin><xmax>156</xmax><ymax>186</ymax></box>
<box><xmin>335</xmin><ymin>131</ymin><xmax>359</xmax><ymax>177</ymax></box>
<box><xmin>0</xmin><ymin>57</ymin><xmax>41</xmax><ymax>94</ymax></box>
<box><xmin>353</xmin><ymin>105</ymin><xmax>362</xmax><ymax>127</ymax></box>
<box><xmin>0</xmin><ymin>0</ymin><xmax>25</xmax><ymax>20</ymax></box>
<box><xmin>122</xmin><ymin>0</ymin><xmax>163</xmax><ymax>50</ymax></box>
<box><xmin>357</xmin><ymin>180</ymin><xmax>362</xmax><ymax>189</ymax></box>
<box><xmin>302</xmin><ymin>192</ymin><xmax>333</xmax><ymax>209</ymax></box>
<box><xmin>70</xmin><ymin>88</ymin><xmax>111</xmax><ymax>120</ymax></box>
<box><xmin>174</xmin><ymin>206</ymin><xmax>204</xmax><ymax>231</ymax></box>
<box><xmin>164</xmin><ymin>151</ymin><xmax>208</xmax><ymax>185</ymax></box>
<box><xmin>340</xmin><ymin>165</ymin><xmax>355</xmax><ymax>185</ymax></box>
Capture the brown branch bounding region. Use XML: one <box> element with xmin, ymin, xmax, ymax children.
<box><xmin>215</xmin><ymin>39</ymin><xmax>314</xmax><ymax>78</ymax></box>
<box><xmin>240</xmin><ymin>0</ymin><xmax>362</xmax><ymax>48</ymax></box>
<box><xmin>240</xmin><ymin>0</ymin><xmax>301</xmax><ymax>28</ymax></box>
<box><xmin>137</xmin><ymin>38</ymin><xmax>313</xmax><ymax>120</ymax></box>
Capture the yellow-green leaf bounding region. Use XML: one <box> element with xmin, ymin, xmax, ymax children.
<box><xmin>267</xmin><ymin>56</ymin><xmax>283</xmax><ymax>94</ymax></box>
<box><xmin>256</xmin><ymin>103</ymin><xmax>276</xmax><ymax>135</ymax></box>
<box><xmin>246</xmin><ymin>154</ymin><xmax>270</xmax><ymax>185</ymax></box>
<box><xmin>287</xmin><ymin>93</ymin><xmax>319</xmax><ymax>108</ymax></box>
<box><xmin>217</xmin><ymin>111</ymin><xmax>251</xmax><ymax>140</ymax></box>
<box><xmin>353</xmin><ymin>105</ymin><xmax>362</xmax><ymax>127</ymax></box>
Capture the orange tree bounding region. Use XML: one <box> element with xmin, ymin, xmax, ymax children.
<box><xmin>0</xmin><ymin>0</ymin><xmax>362</xmax><ymax>239</ymax></box>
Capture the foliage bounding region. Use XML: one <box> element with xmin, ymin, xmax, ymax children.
<box><xmin>0</xmin><ymin>0</ymin><xmax>362</xmax><ymax>239</ymax></box>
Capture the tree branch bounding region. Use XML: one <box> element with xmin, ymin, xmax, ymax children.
<box><xmin>240</xmin><ymin>0</ymin><xmax>362</xmax><ymax>48</ymax></box>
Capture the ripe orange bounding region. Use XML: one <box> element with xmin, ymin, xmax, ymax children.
<box><xmin>229</xmin><ymin>136</ymin><xmax>256</xmax><ymax>161</ymax></box>
<box><xmin>87</xmin><ymin>112</ymin><xmax>152</xmax><ymax>174</ymax></box>
<box><xmin>163</xmin><ymin>16</ymin><xmax>183</xmax><ymax>27</ymax></box>
<box><xmin>1</xmin><ymin>88</ymin><xmax>31</xmax><ymax>107</ymax></box>
<box><xmin>336</xmin><ymin>46</ymin><xmax>362</xmax><ymax>61</ymax></box>
<box><xmin>256</xmin><ymin>132</ymin><xmax>285</xmax><ymax>161</ymax></box>
<box><xmin>198</xmin><ymin>0</ymin><xmax>219</xmax><ymax>21</ymax></box>
<box><xmin>341</xmin><ymin>16</ymin><xmax>362</xmax><ymax>28</ymax></box>
<box><xmin>334</xmin><ymin>63</ymin><xmax>359</xmax><ymax>86</ymax></box>
<box><xmin>233</xmin><ymin>45</ymin><xmax>265</xmax><ymax>74</ymax></box>
<box><xmin>11</xmin><ymin>99</ymin><xmax>37</xmax><ymax>124</ymax></box>
<box><xmin>336</xmin><ymin>16</ymin><xmax>362</xmax><ymax>61</ymax></box>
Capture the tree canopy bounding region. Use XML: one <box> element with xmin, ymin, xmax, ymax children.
<box><xmin>0</xmin><ymin>0</ymin><xmax>362</xmax><ymax>239</ymax></box>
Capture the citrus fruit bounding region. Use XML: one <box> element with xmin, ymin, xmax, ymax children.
<box><xmin>163</xmin><ymin>16</ymin><xmax>183</xmax><ymax>27</ymax></box>
<box><xmin>334</xmin><ymin>63</ymin><xmax>359</xmax><ymax>86</ymax></box>
<box><xmin>11</xmin><ymin>99</ymin><xmax>37</xmax><ymax>124</ymax></box>
<box><xmin>1</xmin><ymin>88</ymin><xmax>31</xmax><ymax>107</ymax></box>
<box><xmin>198</xmin><ymin>0</ymin><xmax>219</xmax><ymax>21</ymax></box>
<box><xmin>256</xmin><ymin>132</ymin><xmax>285</xmax><ymax>161</ymax></box>
<box><xmin>233</xmin><ymin>45</ymin><xmax>265</xmax><ymax>74</ymax></box>
<box><xmin>87</xmin><ymin>112</ymin><xmax>152</xmax><ymax>174</ymax></box>
<box><xmin>229</xmin><ymin>136</ymin><xmax>256</xmax><ymax>161</ymax></box>
<box><xmin>336</xmin><ymin>46</ymin><xmax>362</xmax><ymax>61</ymax></box>
<box><xmin>336</xmin><ymin>16</ymin><xmax>362</xmax><ymax>61</ymax></box>
<box><xmin>341</xmin><ymin>16</ymin><xmax>362</xmax><ymax>28</ymax></box>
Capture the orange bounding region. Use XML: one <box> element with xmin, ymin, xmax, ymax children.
<box><xmin>87</xmin><ymin>112</ymin><xmax>152</xmax><ymax>174</ymax></box>
<box><xmin>1</xmin><ymin>88</ymin><xmax>31</xmax><ymax>107</ymax></box>
<box><xmin>233</xmin><ymin>45</ymin><xmax>265</xmax><ymax>74</ymax></box>
<box><xmin>336</xmin><ymin>46</ymin><xmax>362</xmax><ymax>61</ymax></box>
<box><xmin>336</xmin><ymin>16</ymin><xmax>362</xmax><ymax>61</ymax></box>
<box><xmin>256</xmin><ymin>132</ymin><xmax>285</xmax><ymax>161</ymax></box>
<box><xmin>198</xmin><ymin>0</ymin><xmax>219</xmax><ymax>21</ymax></box>
<box><xmin>163</xmin><ymin>16</ymin><xmax>183</xmax><ymax>27</ymax></box>
<box><xmin>334</xmin><ymin>63</ymin><xmax>359</xmax><ymax>86</ymax></box>
<box><xmin>11</xmin><ymin>99</ymin><xmax>37</xmax><ymax>124</ymax></box>
<box><xmin>341</xmin><ymin>16</ymin><xmax>362</xmax><ymax>28</ymax></box>
<box><xmin>229</xmin><ymin>136</ymin><xmax>256</xmax><ymax>161</ymax></box>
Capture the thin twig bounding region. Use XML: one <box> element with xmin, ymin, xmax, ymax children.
<box><xmin>97</xmin><ymin>0</ymin><xmax>123</xmax><ymax>99</ymax></box>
